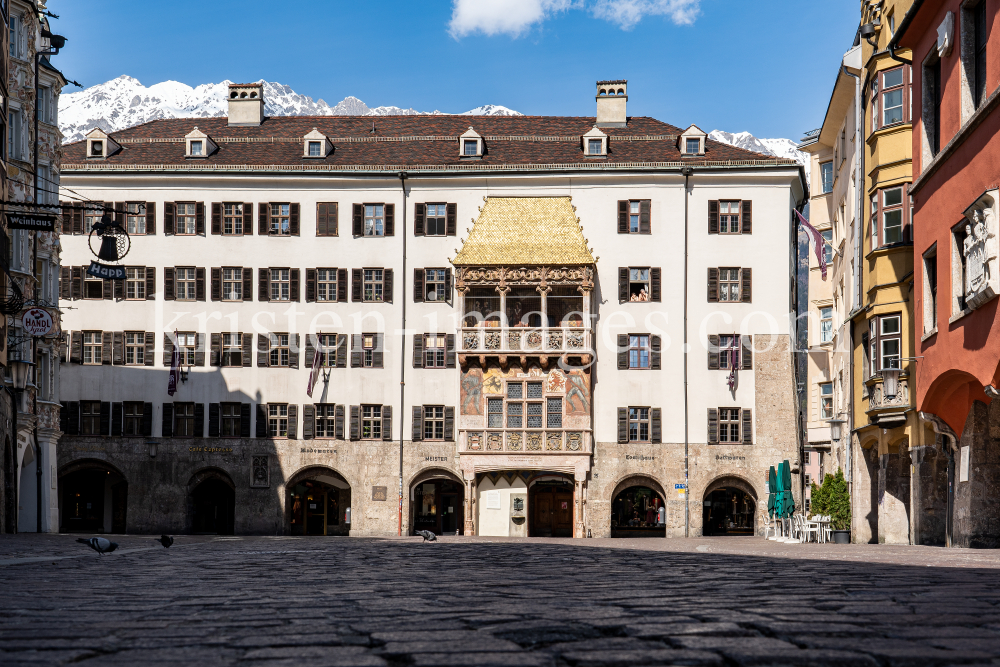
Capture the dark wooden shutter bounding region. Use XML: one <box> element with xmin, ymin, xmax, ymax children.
<box><xmin>243</xmin><ymin>203</ymin><xmax>253</xmax><ymax>235</ymax></box>
<box><xmin>305</xmin><ymin>334</ymin><xmax>316</xmax><ymax>368</ymax></box>
<box><xmin>708</xmin><ymin>408</ymin><xmax>719</xmax><ymax>444</ymax></box>
<box><xmin>444</xmin><ymin>406</ymin><xmax>455</xmax><ymax>441</ymax></box>
<box><xmin>618</xmin><ymin>200</ymin><xmax>628</xmax><ymax>233</ymax></box>
<box><xmin>650</xmin><ymin>267</ymin><xmax>661</xmax><ymax>302</ymax></box>
<box><xmin>650</xmin><ymin>408</ymin><xmax>662</xmax><ymax>444</ymax></box>
<box><xmin>446</xmin><ymin>334</ymin><xmax>456</xmax><ymax>368</ymax></box>
<box><xmin>145</xmin><ymin>267</ymin><xmax>156</xmax><ymax>300</ymax></box>
<box><xmin>742</xmin><ymin>409</ymin><xmax>752</xmax><ymax>444</ymax></box>
<box><xmin>211</xmin><ymin>203</ymin><xmax>222</xmax><ymax>234</ymax></box>
<box><xmin>862</xmin><ymin>333</ymin><xmax>870</xmax><ymax>379</ymax></box>
<box><xmin>741</xmin><ymin>200</ymin><xmax>752</xmax><ymax>234</ymax></box>
<box><xmin>303</xmin><ymin>405</ymin><xmax>314</xmax><ymax>440</ymax></box>
<box><xmin>445</xmin><ymin>269</ymin><xmax>453</xmax><ymax>304</ymax></box>
<box><xmin>384</xmin><ymin>203</ymin><xmax>394</xmax><ymax>236</ymax></box>
<box><xmin>70</xmin><ymin>331</ymin><xmax>83</xmax><ymax>364</ymax></box>
<box><xmin>144</xmin><ymin>332</ymin><xmax>155</xmax><ymax>366</ymax></box>
<box><xmin>164</xmin><ymin>267</ymin><xmax>175</xmax><ymax>301</ymax></box>
<box><xmin>259</xmin><ymin>203</ymin><xmax>269</xmax><ymax>235</ymax></box>
<box><xmin>316</xmin><ymin>203</ymin><xmax>327</xmax><ymax>236</ymax></box>
<box><xmin>73</xmin><ymin>207</ymin><xmax>83</xmax><ymax>234</ymax></box>
<box><xmin>242</xmin><ymin>333</ymin><xmax>253</xmax><ymax>367</ymax></box>
<box><xmin>412</xmin><ymin>406</ymin><xmax>423</xmax><ymax>441</ymax></box>
<box><xmin>161</xmin><ymin>403</ymin><xmax>173</xmax><ymax>438</ymax></box>
<box><xmin>115</xmin><ymin>202</ymin><xmax>126</xmax><ymax>226</ymax></box>
<box><xmin>256</xmin><ymin>404</ymin><xmax>267</xmax><ymax>438</ymax></box>
<box><xmin>164</xmin><ymin>201</ymin><xmax>175</xmax><ymax>235</ymax></box>
<box><xmin>211</xmin><ymin>268</ymin><xmax>222</xmax><ymax>301</ymax></box>
<box><xmin>102</xmin><ymin>278</ymin><xmax>112</xmax><ymax>300</ymax></box>
<box><xmin>290</xmin><ymin>269</ymin><xmax>300</xmax><ymax>302</ymax></box>
<box><xmin>742</xmin><ymin>335</ymin><xmax>753</xmax><ymax>370</ymax></box>
<box><xmin>617</xmin><ymin>407</ymin><xmax>628</xmax><ymax>443</ymax></box>
<box><xmin>414</xmin><ymin>203</ymin><xmax>425</xmax><ymax>236</ymax></box>
<box><xmin>210</xmin><ymin>333</ymin><xmax>221</xmax><ymax>366</ymax></box>
<box><xmin>287</xmin><ymin>404</ymin><xmax>298</xmax><ymax>439</ymax></box>
<box><xmin>413</xmin><ymin>268</ymin><xmax>424</xmax><ymax>302</ymax></box>
<box><xmin>335</xmin><ymin>404</ymin><xmax>345</xmax><ymax>439</ymax></box>
<box><xmin>709</xmin><ymin>200</ymin><xmax>719</xmax><ymax>234</ymax></box>
<box><xmin>66</xmin><ymin>401</ymin><xmax>80</xmax><ymax>435</ymax></box>
<box><xmin>336</xmin><ymin>334</ymin><xmax>348</xmax><ymax>368</ymax></box>
<box><xmin>306</xmin><ymin>268</ymin><xmax>316</xmax><ymax>302</ymax></box>
<box><xmin>194</xmin><ymin>333</ymin><xmax>206</xmax><ymax>367</ymax></box>
<box><xmin>707</xmin><ymin>268</ymin><xmax>719</xmax><ymax>302</ymax></box>
<box><xmin>257</xmin><ymin>334</ymin><xmax>269</xmax><ymax>368</ymax></box>
<box><xmin>349</xmin><ymin>405</ymin><xmax>360</xmax><ymax>440</ymax></box>
<box><xmin>162</xmin><ymin>333</ymin><xmax>174</xmax><ymax>367</ymax></box>
<box><xmin>352</xmin><ymin>269</ymin><xmax>362</xmax><ymax>302</ymax></box>
<box><xmin>195</xmin><ymin>267</ymin><xmax>206</xmax><ymax>301</ymax></box>
<box><xmin>619</xmin><ymin>267</ymin><xmax>628</xmax><ymax>303</ymax></box>
<box><xmin>352</xmin><ymin>204</ymin><xmax>363</xmax><ymax>236</ymax></box>
<box><xmin>741</xmin><ymin>268</ymin><xmax>752</xmax><ymax>303</ymax></box>
<box><xmin>242</xmin><ymin>268</ymin><xmax>253</xmax><ymax>301</ymax></box>
<box><xmin>59</xmin><ymin>403</ymin><xmax>68</xmax><ymax>432</ymax></box>
<box><xmin>708</xmin><ymin>335</ymin><xmax>720</xmax><ymax>370</ymax></box>
<box><xmin>337</xmin><ymin>269</ymin><xmax>348</xmax><ymax>301</ymax></box>
<box><xmin>258</xmin><ymin>268</ymin><xmax>269</xmax><ymax>302</ymax></box>
<box><xmin>289</xmin><ymin>203</ymin><xmax>300</xmax><ymax>236</ymax></box>
<box><xmin>60</xmin><ymin>266</ymin><xmax>71</xmax><ymax>300</ymax></box>
<box><xmin>208</xmin><ymin>403</ymin><xmax>220</xmax><ymax>437</ymax></box>
<box><xmin>71</xmin><ymin>266</ymin><xmax>82</xmax><ymax>299</ymax></box>
<box><xmin>383</xmin><ymin>269</ymin><xmax>393</xmax><ymax>303</ymax></box>
<box><xmin>112</xmin><ymin>331</ymin><xmax>124</xmax><ymax>365</ymax></box>
<box><xmin>289</xmin><ymin>334</ymin><xmax>300</xmax><ymax>369</ymax></box>
<box><xmin>111</xmin><ymin>402</ymin><xmax>123</xmax><ymax>436</ymax></box>
<box><xmin>617</xmin><ymin>334</ymin><xmax>628</xmax><ymax>370</ymax></box>
<box><xmin>102</xmin><ymin>332</ymin><xmax>113</xmax><ymax>364</ymax></box>
<box><xmin>351</xmin><ymin>334</ymin><xmax>362</xmax><ymax>368</ymax></box>
<box><xmin>145</xmin><ymin>202</ymin><xmax>156</xmax><ymax>234</ymax></box>
<box><xmin>240</xmin><ymin>403</ymin><xmax>252</xmax><ymax>437</ymax></box>
<box><xmin>373</xmin><ymin>333</ymin><xmax>384</xmax><ymax>368</ymax></box>
<box><xmin>412</xmin><ymin>333</ymin><xmax>423</xmax><ymax>368</ymax></box>
<box><xmin>650</xmin><ymin>335</ymin><xmax>661</xmax><ymax>370</ymax></box>
<box><xmin>639</xmin><ymin>199</ymin><xmax>651</xmax><ymax>234</ymax></box>
<box><xmin>381</xmin><ymin>405</ymin><xmax>392</xmax><ymax>441</ymax></box>
<box><xmin>194</xmin><ymin>403</ymin><xmax>205</xmax><ymax>437</ymax></box>
<box><xmin>113</xmin><ymin>276</ymin><xmax>124</xmax><ymax>300</ymax></box>
<box><xmin>141</xmin><ymin>403</ymin><xmax>153</xmax><ymax>436</ymax></box>
<box><xmin>446</xmin><ymin>203</ymin><xmax>457</xmax><ymax>236</ymax></box>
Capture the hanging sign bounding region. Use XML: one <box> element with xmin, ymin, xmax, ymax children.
<box><xmin>86</xmin><ymin>261</ymin><xmax>126</xmax><ymax>280</ymax></box>
<box><xmin>21</xmin><ymin>308</ymin><xmax>53</xmax><ymax>336</ymax></box>
<box><xmin>7</xmin><ymin>213</ymin><xmax>56</xmax><ymax>232</ymax></box>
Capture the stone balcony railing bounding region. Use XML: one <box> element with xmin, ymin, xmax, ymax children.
<box><xmin>461</xmin><ymin>428</ymin><xmax>592</xmax><ymax>454</ymax></box>
<box><xmin>460</xmin><ymin>326</ymin><xmax>592</xmax><ymax>355</ymax></box>
<box><xmin>867</xmin><ymin>377</ymin><xmax>911</xmax><ymax>412</ymax></box>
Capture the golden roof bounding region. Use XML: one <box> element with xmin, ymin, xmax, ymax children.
<box><xmin>452</xmin><ymin>197</ymin><xmax>594</xmax><ymax>266</ymax></box>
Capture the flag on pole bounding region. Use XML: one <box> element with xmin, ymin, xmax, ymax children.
<box><xmin>167</xmin><ymin>330</ymin><xmax>180</xmax><ymax>396</ymax></box>
<box><xmin>727</xmin><ymin>334</ymin><xmax>739</xmax><ymax>391</ymax></box>
<box><xmin>306</xmin><ymin>337</ymin><xmax>322</xmax><ymax>398</ymax></box>
<box><xmin>795</xmin><ymin>209</ymin><xmax>828</xmax><ymax>280</ymax></box>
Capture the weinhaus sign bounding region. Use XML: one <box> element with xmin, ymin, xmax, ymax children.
<box><xmin>6</xmin><ymin>213</ymin><xmax>56</xmax><ymax>232</ymax></box>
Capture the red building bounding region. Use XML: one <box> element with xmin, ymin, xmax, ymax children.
<box><xmin>894</xmin><ymin>0</ymin><xmax>1000</xmax><ymax>547</ymax></box>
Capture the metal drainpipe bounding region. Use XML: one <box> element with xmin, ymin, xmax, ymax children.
<box><xmin>397</xmin><ymin>172</ymin><xmax>408</xmax><ymax>537</ymax></box>
<box><xmin>681</xmin><ymin>166</ymin><xmax>693</xmax><ymax>537</ymax></box>
<box><xmin>843</xmin><ymin>64</ymin><xmax>863</xmax><ymax>507</ymax></box>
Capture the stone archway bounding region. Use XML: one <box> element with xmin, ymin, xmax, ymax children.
<box><xmin>610</xmin><ymin>474</ymin><xmax>666</xmax><ymax>538</ymax></box>
<box><xmin>702</xmin><ymin>475</ymin><xmax>758</xmax><ymax>537</ymax></box>
<box><xmin>187</xmin><ymin>468</ymin><xmax>236</xmax><ymax>535</ymax></box>
<box><xmin>286</xmin><ymin>466</ymin><xmax>352</xmax><ymax>536</ymax></box>
<box><xmin>410</xmin><ymin>468</ymin><xmax>465</xmax><ymax>536</ymax></box>
<box><xmin>58</xmin><ymin>459</ymin><xmax>128</xmax><ymax>534</ymax></box>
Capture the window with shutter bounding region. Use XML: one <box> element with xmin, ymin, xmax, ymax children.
<box><xmin>708</xmin><ymin>200</ymin><xmax>719</xmax><ymax>234</ymax></box>
<box><xmin>350</xmin><ymin>405</ymin><xmax>361</xmax><ymax>440</ymax></box>
<box><xmin>414</xmin><ymin>203</ymin><xmax>425</xmax><ymax>236</ymax></box>
<box><xmin>412</xmin><ymin>405</ymin><xmax>423</xmax><ymax>441</ymax></box>
<box><xmin>707</xmin><ymin>408</ymin><xmax>719</xmax><ymax>444</ymax></box>
<box><xmin>650</xmin><ymin>408</ymin><xmax>662</xmax><ymax>444</ymax></box>
<box><xmin>316</xmin><ymin>202</ymin><xmax>338</xmax><ymax>236</ymax></box>
<box><xmin>741</xmin><ymin>335</ymin><xmax>753</xmax><ymax>371</ymax></box>
<box><xmin>627</xmin><ymin>407</ymin><xmax>650</xmax><ymax>442</ymax></box>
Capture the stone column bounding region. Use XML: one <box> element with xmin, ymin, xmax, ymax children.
<box><xmin>37</xmin><ymin>427</ymin><xmax>61</xmax><ymax>533</ymax></box>
<box><xmin>464</xmin><ymin>477</ymin><xmax>476</xmax><ymax>536</ymax></box>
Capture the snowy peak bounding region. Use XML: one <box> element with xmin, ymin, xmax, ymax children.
<box><xmin>709</xmin><ymin>130</ymin><xmax>808</xmax><ymax>184</ymax></box>
<box><xmin>58</xmin><ymin>76</ymin><xmax>522</xmax><ymax>143</ymax></box>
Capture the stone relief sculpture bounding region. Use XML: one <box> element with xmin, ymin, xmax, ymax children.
<box><xmin>963</xmin><ymin>199</ymin><xmax>999</xmax><ymax>310</ymax></box>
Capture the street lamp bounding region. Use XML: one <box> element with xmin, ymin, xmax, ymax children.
<box><xmin>882</xmin><ymin>368</ymin><xmax>901</xmax><ymax>400</ymax></box>
<box><xmin>827</xmin><ymin>417</ymin><xmax>847</xmax><ymax>442</ymax></box>
<box><xmin>9</xmin><ymin>358</ymin><xmax>34</xmax><ymax>391</ymax></box>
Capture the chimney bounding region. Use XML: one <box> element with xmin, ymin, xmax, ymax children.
<box><xmin>228</xmin><ymin>82</ymin><xmax>264</xmax><ymax>127</ymax></box>
<box><xmin>596</xmin><ymin>80</ymin><xmax>627</xmax><ymax>128</ymax></box>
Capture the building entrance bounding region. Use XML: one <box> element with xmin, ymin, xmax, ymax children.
<box><xmin>288</xmin><ymin>468</ymin><xmax>351</xmax><ymax>536</ymax></box>
<box><xmin>59</xmin><ymin>462</ymin><xmax>127</xmax><ymax>533</ymax></box>
<box><xmin>703</xmin><ymin>486</ymin><xmax>756</xmax><ymax>536</ymax></box>
<box><xmin>611</xmin><ymin>485</ymin><xmax>665</xmax><ymax>538</ymax></box>
<box><xmin>191</xmin><ymin>478</ymin><xmax>235</xmax><ymax>534</ymax></box>
<box><xmin>413</xmin><ymin>478</ymin><xmax>464</xmax><ymax>535</ymax></box>
<box><xmin>529</xmin><ymin>479</ymin><xmax>573</xmax><ymax>537</ymax></box>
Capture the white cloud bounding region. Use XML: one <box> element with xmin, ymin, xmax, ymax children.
<box><xmin>448</xmin><ymin>0</ymin><xmax>575</xmax><ymax>38</ymax></box>
<box><xmin>448</xmin><ymin>0</ymin><xmax>699</xmax><ymax>38</ymax></box>
<box><xmin>590</xmin><ymin>0</ymin><xmax>701</xmax><ymax>29</ymax></box>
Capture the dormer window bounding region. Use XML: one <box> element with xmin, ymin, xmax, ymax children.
<box><xmin>302</xmin><ymin>128</ymin><xmax>330</xmax><ymax>158</ymax></box>
<box><xmin>185</xmin><ymin>127</ymin><xmax>216</xmax><ymax>158</ymax></box>
<box><xmin>84</xmin><ymin>128</ymin><xmax>119</xmax><ymax>159</ymax></box>
<box><xmin>582</xmin><ymin>126</ymin><xmax>608</xmax><ymax>157</ymax></box>
<box><xmin>685</xmin><ymin>138</ymin><xmax>700</xmax><ymax>154</ymax></box>
<box><xmin>460</xmin><ymin>127</ymin><xmax>483</xmax><ymax>158</ymax></box>
<box><xmin>679</xmin><ymin>124</ymin><xmax>707</xmax><ymax>156</ymax></box>
<box><xmin>588</xmin><ymin>139</ymin><xmax>603</xmax><ymax>155</ymax></box>
<box><xmin>190</xmin><ymin>141</ymin><xmax>203</xmax><ymax>156</ymax></box>
<box><xmin>463</xmin><ymin>140</ymin><xmax>478</xmax><ymax>156</ymax></box>
<box><xmin>90</xmin><ymin>141</ymin><xmax>103</xmax><ymax>157</ymax></box>
<box><xmin>308</xmin><ymin>141</ymin><xmax>322</xmax><ymax>157</ymax></box>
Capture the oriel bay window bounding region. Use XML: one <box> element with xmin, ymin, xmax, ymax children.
<box><xmin>872</xmin><ymin>187</ymin><xmax>908</xmax><ymax>246</ymax></box>
<box><xmin>869</xmin><ymin>313</ymin><xmax>902</xmax><ymax>372</ymax></box>
<box><xmin>872</xmin><ymin>66</ymin><xmax>910</xmax><ymax>132</ymax></box>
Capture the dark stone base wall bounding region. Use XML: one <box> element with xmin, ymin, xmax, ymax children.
<box><xmin>954</xmin><ymin>400</ymin><xmax>1000</xmax><ymax>548</ymax></box>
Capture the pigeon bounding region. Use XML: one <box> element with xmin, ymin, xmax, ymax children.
<box><xmin>77</xmin><ymin>537</ymin><xmax>118</xmax><ymax>555</ymax></box>
<box><xmin>416</xmin><ymin>530</ymin><xmax>437</xmax><ymax>542</ymax></box>
<box><xmin>155</xmin><ymin>535</ymin><xmax>174</xmax><ymax>548</ymax></box>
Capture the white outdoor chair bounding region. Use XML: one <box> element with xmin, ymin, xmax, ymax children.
<box><xmin>762</xmin><ymin>511</ymin><xmax>777</xmax><ymax>540</ymax></box>
<box><xmin>800</xmin><ymin>515</ymin><xmax>820</xmax><ymax>543</ymax></box>
<box><xmin>821</xmin><ymin>515</ymin><xmax>833</xmax><ymax>543</ymax></box>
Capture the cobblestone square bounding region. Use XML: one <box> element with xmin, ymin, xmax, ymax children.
<box><xmin>3</xmin><ymin>535</ymin><xmax>1000</xmax><ymax>665</ymax></box>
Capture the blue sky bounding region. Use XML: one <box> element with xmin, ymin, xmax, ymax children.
<box><xmin>51</xmin><ymin>0</ymin><xmax>858</xmax><ymax>139</ymax></box>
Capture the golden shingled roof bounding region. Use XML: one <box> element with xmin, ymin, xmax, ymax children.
<box><xmin>452</xmin><ymin>196</ymin><xmax>595</xmax><ymax>266</ymax></box>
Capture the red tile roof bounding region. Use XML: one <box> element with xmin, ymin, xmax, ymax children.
<box><xmin>62</xmin><ymin>115</ymin><xmax>794</xmax><ymax>172</ymax></box>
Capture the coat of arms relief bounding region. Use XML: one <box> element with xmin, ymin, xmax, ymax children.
<box><xmin>962</xmin><ymin>191</ymin><xmax>999</xmax><ymax>310</ymax></box>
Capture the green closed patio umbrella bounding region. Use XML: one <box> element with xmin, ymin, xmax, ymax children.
<box><xmin>774</xmin><ymin>462</ymin><xmax>786</xmax><ymax>519</ymax></box>
<box><xmin>767</xmin><ymin>466</ymin><xmax>777</xmax><ymax>518</ymax></box>
<box><xmin>780</xmin><ymin>460</ymin><xmax>796</xmax><ymax>518</ymax></box>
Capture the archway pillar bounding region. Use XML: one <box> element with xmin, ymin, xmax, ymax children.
<box><xmin>37</xmin><ymin>428</ymin><xmax>61</xmax><ymax>533</ymax></box>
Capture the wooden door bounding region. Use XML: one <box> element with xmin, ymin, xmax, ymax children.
<box><xmin>305</xmin><ymin>491</ymin><xmax>327</xmax><ymax>535</ymax></box>
<box><xmin>553</xmin><ymin>491</ymin><xmax>573</xmax><ymax>537</ymax></box>
<box><xmin>533</xmin><ymin>491</ymin><xmax>554</xmax><ymax>537</ymax></box>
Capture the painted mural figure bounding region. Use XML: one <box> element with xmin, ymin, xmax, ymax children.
<box><xmin>965</xmin><ymin>215</ymin><xmax>987</xmax><ymax>294</ymax></box>
<box><xmin>565</xmin><ymin>372</ymin><xmax>590</xmax><ymax>415</ymax></box>
<box><xmin>461</xmin><ymin>370</ymin><xmax>483</xmax><ymax>415</ymax></box>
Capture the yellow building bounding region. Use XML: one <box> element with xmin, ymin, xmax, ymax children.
<box><xmin>851</xmin><ymin>0</ymin><xmax>917</xmax><ymax>544</ymax></box>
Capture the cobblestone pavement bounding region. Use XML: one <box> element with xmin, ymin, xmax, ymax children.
<box><xmin>3</xmin><ymin>535</ymin><xmax>1000</xmax><ymax>666</ymax></box>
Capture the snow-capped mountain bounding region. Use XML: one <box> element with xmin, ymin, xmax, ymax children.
<box><xmin>709</xmin><ymin>130</ymin><xmax>808</xmax><ymax>182</ymax></box>
<box><xmin>58</xmin><ymin>76</ymin><xmax>522</xmax><ymax>143</ymax></box>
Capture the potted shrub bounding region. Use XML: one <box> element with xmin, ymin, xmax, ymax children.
<box><xmin>826</xmin><ymin>469</ymin><xmax>851</xmax><ymax>544</ymax></box>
